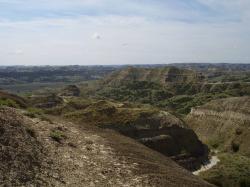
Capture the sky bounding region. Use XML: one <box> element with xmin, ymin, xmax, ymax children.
<box><xmin>0</xmin><ymin>0</ymin><xmax>250</xmax><ymax>65</ymax></box>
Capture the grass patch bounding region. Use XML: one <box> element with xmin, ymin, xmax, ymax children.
<box><xmin>0</xmin><ymin>98</ymin><xmax>19</xmax><ymax>108</ymax></box>
<box><xmin>50</xmin><ymin>130</ymin><xmax>66</xmax><ymax>143</ymax></box>
<box><xmin>24</xmin><ymin>107</ymin><xmax>43</xmax><ymax>118</ymax></box>
<box><xmin>200</xmin><ymin>153</ymin><xmax>250</xmax><ymax>187</ymax></box>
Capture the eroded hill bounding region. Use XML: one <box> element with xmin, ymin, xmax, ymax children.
<box><xmin>185</xmin><ymin>96</ymin><xmax>250</xmax><ymax>155</ymax></box>
<box><xmin>185</xmin><ymin>97</ymin><xmax>250</xmax><ymax>187</ymax></box>
<box><xmin>46</xmin><ymin>98</ymin><xmax>209</xmax><ymax>171</ymax></box>
<box><xmin>90</xmin><ymin>66</ymin><xmax>250</xmax><ymax>115</ymax></box>
<box><xmin>0</xmin><ymin>107</ymin><xmax>213</xmax><ymax>186</ymax></box>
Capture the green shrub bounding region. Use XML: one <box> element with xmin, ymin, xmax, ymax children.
<box><xmin>201</xmin><ymin>154</ymin><xmax>250</xmax><ymax>187</ymax></box>
<box><xmin>50</xmin><ymin>130</ymin><xmax>66</xmax><ymax>143</ymax></box>
<box><xmin>24</xmin><ymin>107</ymin><xmax>43</xmax><ymax>118</ymax></box>
<box><xmin>0</xmin><ymin>99</ymin><xmax>19</xmax><ymax>108</ymax></box>
<box><xmin>231</xmin><ymin>141</ymin><xmax>240</xmax><ymax>153</ymax></box>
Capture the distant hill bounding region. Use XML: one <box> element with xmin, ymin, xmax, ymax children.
<box><xmin>103</xmin><ymin>66</ymin><xmax>204</xmax><ymax>88</ymax></box>
<box><xmin>0</xmin><ymin>66</ymin><xmax>118</xmax><ymax>93</ymax></box>
<box><xmin>93</xmin><ymin>66</ymin><xmax>250</xmax><ymax>115</ymax></box>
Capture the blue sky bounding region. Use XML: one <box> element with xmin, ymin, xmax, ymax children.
<box><xmin>0</xmin><ymin>0</ymin><xmax>250</xmax><ymax>65</ymax></box>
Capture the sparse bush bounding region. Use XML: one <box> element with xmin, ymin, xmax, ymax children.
<box><xmin>50</xmin><ymin>130</ymin><xmax>66</xmax><ymax>143</ymax></box>
<box><xmin>24</xmin><ymin>107</ymin><xmax>43</xmax><ymax>118</ymax></box>
<box><xmin>201</xmin><ymin>154</ymin><xmax>250</xmax><ymax>187</ymax></box>
<box><xmin>0</xmin><ymin>99</ymin><xmax>19</xmax><ymax>108</ymax></box>
<box><xmin>231</xmin><ymin>141</ymin><xmax>240</xmax><ymax>152</ymax></box>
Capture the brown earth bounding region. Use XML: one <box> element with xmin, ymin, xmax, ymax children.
<box><xmin>49</xmin><ymin>99</ymin><xmax>209</xmax><ymax>171</ymax></box>
<box><xmin>0</xmin><ymin>106</ymin><xmax>213</xmax><ymax>186</ymax></box>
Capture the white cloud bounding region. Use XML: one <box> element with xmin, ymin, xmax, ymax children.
<box><xmin>92</xmin><ymin>32</ymin><xmax>101</xmax><ymax>40</ymax></box>
<box><xmin>0</xmin><ymin>1</ymin><xmax>249</xmax><ymax>65</ymax></box>
<box><xmin>7</xmin><ymin>49</ymin><xmax>24</xmax><ymax>55</ymax></box>
<box><xmin>14</xmin><ymin>49</ymin><xmax>24</xmax><ymax>55</ymax></box>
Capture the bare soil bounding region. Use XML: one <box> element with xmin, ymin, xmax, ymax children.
<box><xmin>0</xmin><ymin>107</ymin><xmax>214</xmax><ymax>186</ymax></box>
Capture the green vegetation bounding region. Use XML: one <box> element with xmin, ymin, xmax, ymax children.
<box><xmin>0</xmin><ymin>98</ymin><xmax>19</xmax><ymax>108</ymax></box>
<box><xmin>0</xmin><ymin>66</ymin><xmax>117</xmax><ymax>94</ymax></box>
<box><xmin>24</xmin><ymin>107</ymin><xmax>43</xmax><ymax>118</ymax></box>
<box><xmin>0</xmin><ymin>90</ymin><xmax>27</xmax><ymax>108</ymax></box>
<box><xmin>90</xmin><ymin>66</ymin><xmax>250</xmax><ymax>115</ymax></box>
<box><xmin>50</xmin><ymin>130</ymin><xmax>66</xmax><ymax>143</ymax></box>
<box><xmin>1</xmin><ymin>64</ymin><xmax>250</xmax><ymax>186</ymax></box>
<box><xmin>200</xmin><ymin>154</ymin><xmax>250</xmax><ymax>187</ymax></box>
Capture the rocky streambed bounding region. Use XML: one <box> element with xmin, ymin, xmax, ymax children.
<box><xmin>193</xmin><ymin>155</ymin><xmax>220</xmax><ymax>175</ymax></box>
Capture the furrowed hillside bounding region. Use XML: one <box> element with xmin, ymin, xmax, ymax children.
<box><xmin>186</xmin><ymin>97</ymin><xmax>250</xmax><ymax>156</ymax></box>
<box><xmin>185</xmin><ymin>97</ymin><xmax>250</xmax><ymax>187</ymax></box>
<box><xmin>92</xmin><ymin>66</ymin><xmax>250</xmax><ymax>115</ymax></box>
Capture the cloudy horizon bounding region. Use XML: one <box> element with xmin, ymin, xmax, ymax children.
<box><xmin>0</xmin><ymin>0</ymin><xmax>250</xmax><ymax>65</ymax></box>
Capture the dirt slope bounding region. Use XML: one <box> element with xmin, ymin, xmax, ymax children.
<box><xmin>49</xmin><ymin>99</ymin><xmax>209</xmax><ymax>171</ymax></box>
<box><xmin>0</xmin><ymin>107</ymin><xmax>213</xmax><ymax>186</ymax></box>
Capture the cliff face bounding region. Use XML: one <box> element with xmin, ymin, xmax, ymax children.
<box><xmin>52</xmin><ymin>99</ymin><xmax>209</xmax><ymax>170</ymax></box>
<box><xmin>0</xmin><ymin>107</ymin><xmax>213</xmax><ymax>187</ymax></box>
<box><xmin>185</xmin><ymin>97</ymin><xmax>250</xmax><ymax>156</ymax></box>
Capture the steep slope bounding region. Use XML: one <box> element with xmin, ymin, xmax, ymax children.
<box><xmin>48</xmin><ymin>99</ymin><xmax>209</xmax><ymax>171</ymax></box>
<box><xmin>0</xmin><ymin>107</ymin><xmax>46</xmax><ymax>186</ymax></box>
<box><xmin>0</xmin><ymin>106</ymin><xmax>213</xmax><ymax>187</ymax></box>
<box><xmin>185</xmin><ymin>97</ymin><xmax>250</xmax><ymax>187</ymax></box>
<box><xmin>185</xmin><ymin>96</ymin><xmax>250</xmax><ymax>156</ymax></box>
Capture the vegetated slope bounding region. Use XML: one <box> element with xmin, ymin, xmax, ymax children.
<box><xmin>0</xmin><ymin>107</ymin><xmax>213</xmax><ymax>187</ymax></box>
<box><xmin>185</xmin><ymin>97</ymin><xmax>250</xmax><ymax>187</ymax></box>
<box><xmin>47</xmin><ymin>98</ymin><xmax>209</xmax><ymax>171</ymax></box>
<box><xmin>185</xmin><ymin>96</ymin><xmax>250</xmax><ymax>156</ymax></box>
<box><xmin>102</xmin><ymin>66</ymin><xmax>204</xmax><ymax>93</ymax></box>
<box><xmin>0</xmin><ymin>90</ymin><xmax>27</xmax><ymax>108</ymax></box>
<box><xmin>94</xmin><ymin>66</ymin><xmax>250</xmax><ymax>115</ymax></box>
